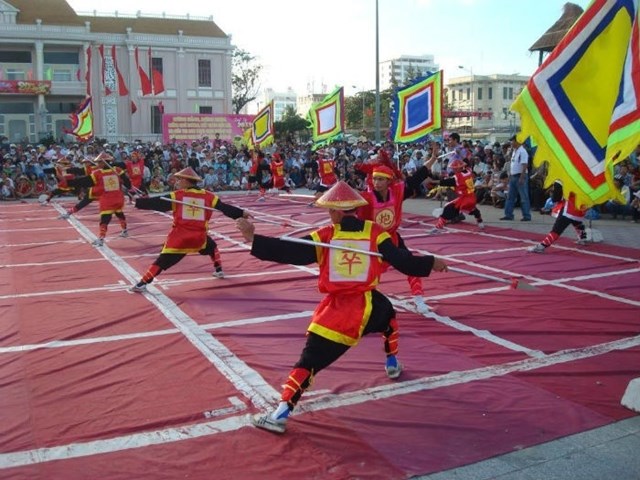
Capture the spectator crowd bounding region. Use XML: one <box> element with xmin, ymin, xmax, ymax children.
<box><xmin>1</xmin><ymin>135</ymin><xmax>639</xmax><ymax>223</ymax></box>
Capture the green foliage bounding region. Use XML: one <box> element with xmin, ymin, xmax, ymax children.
<box><xmin>274</xmin><ymin>106</ymin><xmax>309</xmax><ymax>143</ymax></box>
<box><xmin>231</xmin><ymin>48</ymin><xmax>263</xmax><ymax>114</ymax></box>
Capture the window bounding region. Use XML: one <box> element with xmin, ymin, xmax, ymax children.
<box><xmin>488</xmin><ymin>87</ymin><xmax>493</xmax><ymax>100</ymax></box>
<box><xmin>508</xmin><ymin>87</ymin><xmax>514</xmax><ymax>100</ymax></box>
<box><xmin>151</xmin><ymin>57</ymin><xmax>163</xmax><ymax>75</ymax></box>
<box><xmin>199</xmin><ymin>106</ymin><xmax>213</xmax><ymax>114</ymax></box>
<box><xmin>466</xmin><ymin>88</ymin><xmax>471</xmax><ymax>100</ymax></box>
<box><xmin>0</xmin><ymin>51</ymin><xmax>31</xmax><ymax>63</ymax></box>
<box><xmin>151</xmin><ymin>105</ymin><xmax>163</xmax><ymax>134</ymax></box>
<box><xmin>43</xmin><ymin>52</ymin><xmax>79</xmax><ymax>64</ymax></box>
<box><xmin>198</xmin><ymin>59</ymin><xmax>211</xmax><ymax>87</ymax></box>
<box><xmin>6</xmin><ymin>69</ymin><xmax>26</xmax><ymax>80</ymax></box>
<box><xmin>503</xmin><ymin>87</ymin><xmax>508</xmax><ymax>100</ymax></box>
<box><xmin>477</xmin><ymin>87</ymin><xmax>482</xmax><ymax>101</ymax></box>
<box><xmin>451</xmin><ymin>90</ymin><xmax>456</xmax><ymax>101</ymax></box>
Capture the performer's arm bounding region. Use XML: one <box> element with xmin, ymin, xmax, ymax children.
<box><xmin>67</xmin><ymin>176</ymin><xmax>95</xmax><ymax>189</ymax></box>
<box><xmin>134</xmin><ymin>195</ymin><xmax>173</xmax><ymax>212</ymax></box>
<box><xmin>212</xmin><ymin>198</ymin><xmax>246</xmax><ymax>220</ymax></box>
<box><xmin>377</xmin><ymin>236</ymin><xmax>436</xmax><ymax>276</ymax></box>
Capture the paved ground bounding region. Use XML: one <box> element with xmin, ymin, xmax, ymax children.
<box><xmin>400</xmin><ymin>197</ymin><xmax>640</xmax><ymax>480</ymax></box>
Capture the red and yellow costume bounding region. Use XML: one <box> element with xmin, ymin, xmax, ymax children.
<box><xmin>270</xmin><ymin>153</ymin><xmax>287</xmax><ymax>190</ymax></box>
<box><xmin>247</xmin><ymin>181</ymin><xmax>437</xmax><ymax>422</ymax></box>
<box><xmin>131</xmin><ymin>167</ymin><xmax>246</xmax><ymax>288</ymax></box>
<box><xmin>125</xmin><ymin>154</ymin><xmax>146</xmax><ymax>191</ymax></box>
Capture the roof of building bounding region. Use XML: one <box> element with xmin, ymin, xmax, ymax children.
<box><xmin>6</xmin><ymin>0</ymin><xmax>228</xmax><ymax>38</ymax></box>
<box><xmin>528</xmin><ymin>2</ymin><xmax>583</xmax><ymax>53</ymax></box>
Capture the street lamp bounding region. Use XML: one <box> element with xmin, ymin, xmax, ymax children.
<box><xmin>458</xmin><ymin>65</ymin><xmax>474</xmax><ymax>136</ymax></box>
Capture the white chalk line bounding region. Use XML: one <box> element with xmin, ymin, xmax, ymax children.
<box><xmin>1</xmin><ymin>333</ymin><xmax>638</xmax><ymax>469</ymax></box>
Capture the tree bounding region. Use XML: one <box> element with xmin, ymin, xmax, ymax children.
<box><xmin>274</xmin><ymin>106</ymin><xmax>309</xmax><ymax>143</ymax></box>
<box><xmin>231</xmin><ymin>48</ymin><xmax>263</xmax><ymax>114</ymax></box>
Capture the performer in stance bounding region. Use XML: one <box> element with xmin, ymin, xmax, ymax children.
<box><xmin>236</xmin><ymin>181</ymin><xmax>448</xmax><ymax>434</ymax></box>
<box><xmin>68</xmin><ymin>152</ymin><xmax>130</xmax><ymax>246</ymax></box>
<box><xmin>528</xmin><ymin>181</ymin><xmax>588</xmax><ymax>253</ymax></box>
<box><xmin>130</xmin><ymin>167</ymin><xmax>249</xmax><ymax>292</ymax></box>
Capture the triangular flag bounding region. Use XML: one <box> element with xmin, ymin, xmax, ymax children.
<box><xmin>98</xmin><ymin>45</ymin><xmax>111</xmax><ymax>96</ymax></box>
<box><xmin>131</xmin><ymin>100</ymin><xmax>138</xmax><ymax>114</ymax></box>
<box><xmin>111</xmin><ymin>45</ymin><xmax>129</xmax><ymax>96</ymax></box>
<box><xmin>135</xmin><ymin>47</ymin><xmax>152</xmax><ymax>96</ymax></box>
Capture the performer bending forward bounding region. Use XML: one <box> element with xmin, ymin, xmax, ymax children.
<box><xmin>236</xmin><ymin>181</ymin><xmax>448</xmax><ymax>434</ymax></box>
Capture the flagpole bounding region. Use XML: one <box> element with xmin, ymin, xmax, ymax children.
<box><xmin>374</xmin><ymin>0</ymin><xmax>381</xmax><ymax>143</ymax></box>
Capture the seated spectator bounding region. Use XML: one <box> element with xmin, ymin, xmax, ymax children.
<box><xmin>474</xmin><ymin>171</ymin><xmax>492</xmax><ymax>204</ymax></box>
<box><xmin>631</xmin><ymin>191</ymin><xmax>640</xmax><ymax>223</ymax></box>
<box><xmin>490</xmin><ymin>171</ymin><xmax>509</xmax><ymax>207</ymax></box>
<box><xmin>604</xmin><ymin>176</ymin><xmax>632</xmax><ymax>219</ymax></box>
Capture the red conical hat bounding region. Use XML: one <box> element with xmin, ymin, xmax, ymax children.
<box><xmin>174</xmin><ymin>167</ymin><xmax>202</xmax><ymax>182</ymax></box>
<box><xmin>315</xmin><ymin>181</ymin><xmax>368</xmax><ymax>210</ymax></box>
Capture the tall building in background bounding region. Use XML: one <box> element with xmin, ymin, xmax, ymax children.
<box><xmin>0</xmin><ymin>0</ymin><xmax>233</xmax><ymax>143</ymax></box>
<box><xmin>379</xmin><ymin>54</ymin><xmax>439</xmax><ymax>90</ymax></box>
<box><xmin>445</xmin><ymin>73</ymin><xmax>530</xmax><ymax>140</ymax></box>
<box><xmin>261</xmin><ymin>88</ymin><xmax>297</xmax><ymax>121</ymax></box>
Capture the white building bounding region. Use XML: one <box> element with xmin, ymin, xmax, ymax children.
<box><xmin>445</xmin><ymin>73</ymin><xmax>530</xmax><ymax>139</ymax></box>
<box><xmin>379</xmin><ymin>54</ymin><xmax>439</xmax><ymax>90</ymax></box>
<box><xmin>0</xmin><ymin>0</ymin><xmax>233</xmax><ymax>143</ymax></box>
<box><xmin>261</xmin><ymin>87</ymin><xmax>297</xmax><ymax>121</ymax></box>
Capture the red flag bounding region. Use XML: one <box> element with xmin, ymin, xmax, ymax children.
<box><xmin>111</xmin><ymin>45</ymin><xmax>129</xmax><ymax>96</ymax></box>
<box><xmin>131</xmin><ymin>100</ymin><xmax>138</xmax><ymax>114</ymax></box>
<box><xmin>84</xmin><ymin>46</ymin><xmax>92</xmax><ymax>96</ymax></box>
<box><xmin>152</xmin><ymin>68</ymin><xmax>165</xmax><ymax>95</ymax></box>
<box><xmin>135</xmin><ymin>47</ymin><xmax>152</xmax><ymax>96</ymax></box>
<box><xmin>98</xmin><ymin>45</ymin><xmax>112</xmax><ymax>96</ymax></box>
<box><xmin>149</xmin><ymin>47</ymin><xmax>165</xmax><ymax>95</ymax></box>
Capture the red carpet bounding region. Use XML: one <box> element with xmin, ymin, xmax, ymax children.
<box><xmin>0</xmin><ymin>194</ymin><xmax>638</xmax><ymax>479</ymax></box>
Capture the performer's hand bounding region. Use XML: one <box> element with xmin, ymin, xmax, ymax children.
<box><xmin>242</xmin><ymin>210</ymin><xmax>253</xmax><ymax>219</ymax></box>
<box><xmin>236</xmin><ymin>218</ymin><xmax>255</xmax><ymax>242</ymax></box>
<box><xmin>432</xmin><ymin>257</ymin><xmax>448</xmax><ymax>272</ymax></box>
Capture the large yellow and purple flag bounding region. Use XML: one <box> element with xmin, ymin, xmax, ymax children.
<box><xmin>307</xmin><ymin>87</ymin><xmax>345</xmax><ymax>148</ymax></box>
<box><xmin>390</xmin><ymin>70</ymin><xmax>443</xmax><ymax>143</ymax></box>
<box><xmin>512</xmin><ymin>0</ymin><xmax>640</xmax><ymax>207</ymax></box>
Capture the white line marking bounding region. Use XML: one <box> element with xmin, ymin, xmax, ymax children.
<box><xmin>391</xmin><ymin>297</ymin><xmax>545</xmax><ymax>358</ymax></box>
<box><xmin>1</xmin><ymin>334</ymin><xmax>637</xmax><ymax>469</ymax></box>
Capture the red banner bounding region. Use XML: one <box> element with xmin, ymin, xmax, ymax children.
<box><xmin>0</xmin><ymin>80</ymin><xmax>51</xmax><ymax>95</ymax></box>
<box><xmin>444</xmin><ymin>110</ymin><xmax>493</xmax><ymax>119</ymax></box>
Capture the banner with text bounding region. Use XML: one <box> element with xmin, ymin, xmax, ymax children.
<box><xmin>162</xmin><ymin>113</ymin><xmax>254</xmax><ymax>144</ymax></box>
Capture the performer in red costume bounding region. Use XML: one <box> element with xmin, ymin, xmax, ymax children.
<box><xmin>129</xmin><ymin>167</ymin><xmax>249</xmax><ymax>292</ymax></box>
<box><xmin>433</xmin><ymin>156</ymin><xmax>485</xmax><ymax>231</ymax></box>
<box><xmin>236</xmin><ymin>181</ymin><xmax>448</xmax><ymax>434</ymax></box>
<box><xmin>68</xmin><ymin>152</ymin><xmax>131</xmax><ymax>246</ymax></box>
<box><xmin>357</xmin><ymin>164</ymin><xmax>435</xmax><ymax>314</ymax></box>
<box><xmin>528</xmin><ymin>181</ymin><xmax>588</xmax><ymax>253</ymax></box>
<box><xmin>269</xmin><ymin>152</ymin><xmax>291</xmax><ymax>193</ymax></box>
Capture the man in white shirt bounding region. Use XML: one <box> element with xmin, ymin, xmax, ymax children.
<box><xmin>501</xmin><ymin>135</ymin><xmax>532</xmax><ymax>221</ymax></box>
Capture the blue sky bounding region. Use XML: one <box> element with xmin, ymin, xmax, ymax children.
<box><xmin>69</xmin><ymin>0</ymin><xmax>591</xmax><ymax>94</ymax></box>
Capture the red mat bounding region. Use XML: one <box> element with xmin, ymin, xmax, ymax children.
<box><xmin>0</xmin><ymin>195</ymin><xmax>638</xmax><ymax>479</ymax></box>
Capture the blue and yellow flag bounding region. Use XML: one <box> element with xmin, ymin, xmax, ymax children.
<box><xmin>307</xmin><ymin>87</ymin><xmax>344</xmax><ymax>148</ymax></box>
<box><xmin>512</xmin><ymin>0</ymin><xmax>640</xmax><ymax>208</ymax></box>
<box><xmin>391</xmin><ymin>70</ymin><xmax>442</xmax><ymax>143</ymax></box>
<box><xmin>249</xmin><ymin>101</ymin><xmax>275</xmax><ymax>149</ymax></box>
<box><xmin>66</xmin><ymin>96</ymin><xmax>93</xmax><ymax>141</ymax></box>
